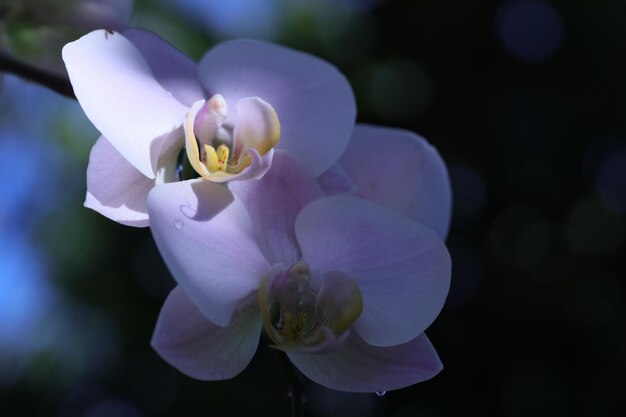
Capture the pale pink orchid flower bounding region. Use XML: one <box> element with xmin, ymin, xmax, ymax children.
<box><xmin>149</xmin><ymin>153</ymin><xmax>451</xmax><ymax>392</ymax></box>
<box><xmin>62</xmin><ymin>29</ymin><xmax>356</xmax><ymax>226</ymax></box>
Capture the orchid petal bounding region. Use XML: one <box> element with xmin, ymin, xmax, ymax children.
<box><xmin>229</xmin><ymin>152</ymin><xmax>324</xmax><ymax>265</ymax></box>
<box><xmin>296</xmin><ymin>196</ymin><xmax>451</xmax><ymax>347</ymax></box>
<box><xmin>225</xmin><ymin>148</ymin><xmax>274</xmax><ymax>182</ymax></box>
<box><xmin>198</xmin><ymin>39</ymin><xmax>356</xmax><ymax>177</ymax></box>
<box><xmin>62</xmin><ymin>29</ymin><xmax>188</xmax><ymax>178</ymax></box>
<box><xmin>184</xmin><ymin>100</ymin><xmax>212</xmax><ymax>178</ymax></box>
<box><xmin>124</xmin><ymin>29</ymin><xmax>205</xmax><ymax>107</ymax></box>
<box><xmin>232</xmin><ymin>97</ymin><xmax>280</xmax><ymax>162</ymax></box>
<box><xmin>152</xmin><ymin>286</ymin><xmax>261</xmax><ymax>380</ymax></box>
<box><xmin>193</xmin><ymin>99</ymin><xmax>221</xmax><ymax>148</ymax></box>
<box><xmin>147</xmin><ymin>180</ymin><xmax>271</xmax><ymax>326</ymax></box>
<box><xmin>340</xmin><ymin>124</ymin><xmax>452</xmax><ymax>240</ymax></box>
<box><xmin>288</xmin><ymin>333</ymin><xmax>442</xmax><ymax>393</ymax></box>
<box><xmin>85</xmin><ymin>136</ymin><xmax>153</xmax><ymax>227</ymax></box>
<box><xmin>316</xmin><ymin>164</ymin><xmax>357</xmax><ymax>196</ymax></box>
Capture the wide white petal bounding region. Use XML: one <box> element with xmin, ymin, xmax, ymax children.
<box><xmin>63</xmin><ymin>29</ymin><xmax>188</xmax><ymax>178</ymax></box>
<box><xmin>198</xmin><ymin>39</ymin><xmax>356</xmax><ymax>177</ymax></box>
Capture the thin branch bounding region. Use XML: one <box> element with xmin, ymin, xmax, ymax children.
<box><xmin>276</xmin><ymin>350</ymin><xmax>306</xmax><ymax>417</ymax></box>
<box><xmin>0</xmin><ymin>51</ymin><xmax>76</xmax><ymax>99</ymax></box>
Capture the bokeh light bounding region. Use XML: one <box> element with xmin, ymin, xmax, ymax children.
<box><xmin>0</xmin><ymin>237</ymin><xmax>55</xmax><ymax>352</ymax></box>
<box><xmin>448</xmin><ymin>163</ymin><xmax>487</xmax><ymax>222</ymax></box>
<box><xmin>354</xmin><ymin>59</ymin><xmax>433</xmax><ymax>122</ymax></box>
<box><xmin>496</xmin><ymin>0</ymin><xmax>564</xmax><ymax>64</ymax></box>
<box><xmin>595</xmin><ymin>149</ymin><xmax>626</xmax><ymax>214</ymax></box>
<box><xmin>84</xmin><ymin>397</ymin><xmax>142</xmax><ymax>417</ymax></box>
<box><xmin>171</xmin><ymin>0</ymin><xmax>281</xmax><ymax>39</ymax></box>
<box><xmin>566</xmin><ymin>197</ymin><xmax>623</xmax><ymax>258</ymax></box>
<box><xmin>445</xmin><ymin>237</ymin><xmax>483</xmax><ymax>308</ymax></box>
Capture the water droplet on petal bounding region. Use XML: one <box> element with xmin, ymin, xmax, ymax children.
<box><xmin>180</xmin><ymin>205</ymin><xmax>197</xmax><ymax>219</ymax></box>
<box><xmin>375</xmin><ymin>391</ymin><xmax>386</xmax><ymax>397</ymax></box>
<box><xmin>174</xmin><ymin>219</ymin><xmax>184</xmax><ymax>230</ymax></box>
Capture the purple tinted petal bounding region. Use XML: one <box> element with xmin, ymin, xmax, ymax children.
<box><xmin>152</xmin><ymin>286</ymin><xmax>261</xmax><ymax>380</ymax></box>
<box><xmin>198</xmin><ymin>39</ymin><xmax>356</xmax><ymax>177</ymax></box>
<box><xmin>147</xmin><ymin>180</ymin><xmax>270</xmax><ymax>326</ymax></box>
<box><xmin>288</xmin><ymin>333</ymin><xmax>442</xmax><ymax>393</ymax></box>
<box><xmin>316</xmin><ymin>163</ymin><xmax>357</xmax><ymax>196</ymax></box>
<box><xmin>231</xmin><ymin>97</ymin><xmax>280</xmax><ymax>161</ymax></box>
<box><xmin>229</xmin><ymin>151</ymin><xmax>324</xmax><ymax>265</ymax></box>
<box><xmin>228</xmin><ymin>148</ymin><xmax>274</xmax><ymax>182</ymax></box>
<box><xmin>124</xmin><ymin>29</ymin><xmax>204</xmax><ymax>107</ymax></box>
<box><xmin>340</xmin><ymin>124</ymin><xmax>452</xmax><ymax>240</ymax></box>
<box><xmin>296</xmin><ymin>196</ymin><xmax>451</xmax><ymax>347</ymax></box>
<box><xmin>85</xmin><ymin>136</ymin><xmax>153</xmax><ymax>227</ymax></box>
<box><xmin>62</xmin><ymin>29</ymin><xmax>188</xmax><ymax>178</ymax></box>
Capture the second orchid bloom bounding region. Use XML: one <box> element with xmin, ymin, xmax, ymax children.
<box><xmin>149</xmin><ymin>153</ymin><xmax>451</xmax><ymax>392</ymax></box>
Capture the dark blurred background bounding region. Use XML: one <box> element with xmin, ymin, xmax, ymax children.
<box><xmin>1</xmin><ymin>0</ymin><xmax>624</xmax><ymax>416</ymax></box>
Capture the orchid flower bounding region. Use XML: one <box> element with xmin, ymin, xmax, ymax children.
<box><xmin>148</xmin><ymin>152</ymin><xmax>451</xmax><ymax>392</ymax></box>
<box><xmin>62</xmin><ymin>29</ymin><xmax>356</xmax><ymax>227</ymax></box>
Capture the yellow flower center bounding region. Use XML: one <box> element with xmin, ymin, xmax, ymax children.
<box><xmin>184</xmin><ymin>94</ymin><xmax>281</xmax><ymax>182</ymax></box>
<box><xmin>257</xmin><ymin>261</ymin><xmax>363</xmax><ymax>352</ymax></box>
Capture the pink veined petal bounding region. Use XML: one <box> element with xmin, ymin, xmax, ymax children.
<box><xmin>229</xmin><ymin>151</ymin><xmax>324</xmax><ymax>266</ymax></box>
<box><xmin>288</xmin><ymin>333</ymin><xmax>442</xmax><ymax>393</ymax></box>
<box><xmin>124</xmin><ymin>29</ymin><xmax>205</xmax><ymax>107</ymax></box>
<box><xmin>147</xmin><ymin>179</ymin><xmax>271</xmax><ymax>327</ymax></box>
<box><xmin>339</xmin><ymin>124</ymin><xmax>452</xmax><ymax>240</ymax></box>
<box><xmin>197</xmin><ymin>39</ymin><xmax>356</xmax><ymax>177</ymax></box>
<box><xmin>152</xmin><ymin>286</ymin><xmax>261</xmax><ymax>381</ymax></box>
<box><xmin>62</xmin><ymin>29</ymin><xmax>188</xmax><ymax>179</ymax></box>
<box><xmin>296</xmin><ymin>196</ymin><xmax>451</xmax><ymax>347</ymax></box>
<box><xmin>85</xmin><ymin>136</ymin><xmax>153</xmax><ymax>227</ymax></box>
<box><xmin>316</xmin><ymin>163</ymin><xmax>357</xmax><ymax>196</ymax></box>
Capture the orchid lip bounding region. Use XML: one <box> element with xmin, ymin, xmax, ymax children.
<box><xmin>257</xmin><ymin>261</ymin><xmax>363</xmax><ymax>353</ymax></box>
<box><xmin>184</xmin><ymin>94</ymin><xmax>281</xmax><ymax>182</ymax></box>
